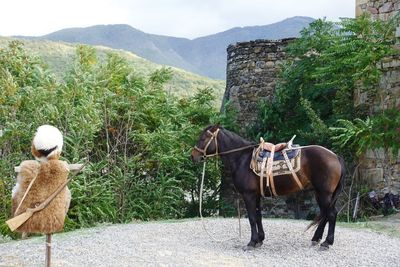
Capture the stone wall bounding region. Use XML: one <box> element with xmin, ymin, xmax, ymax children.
<box><xmin>222</xmin><ymin>38</ymin><xmax>295</xmax><ymax>134</ymax></box>
<box><xmin>356</xmin><ymin>0</ymin><xmax>400</xmax><ymax>198</ymax></box>
<box><xmin>356</xmin><ymin>0</ymin><xmax>399</xmax><ymax>21</ymax></box>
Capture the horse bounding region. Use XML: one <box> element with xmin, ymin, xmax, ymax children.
<box><xmin>191</xmin><ymin>125</ymin><xmax>345</xmax><ymax>250</ymax></box>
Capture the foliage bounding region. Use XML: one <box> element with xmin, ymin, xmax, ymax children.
<box><xmin>331</xmin><ymin>109</ymin><xmax>400</xmax><ymax>156</ymax></box>
<box><xmin>0</xmin><ymin>37</ymin><xmax>226</xmax><ymax>104</ymax></box>
<box><xmin>216</xmin><ymin>100</ymin><xmax>240</xmax><ymax>133</ymax></box>
<box><xmin>0</xmin><ymin>42</ymin><xmax>221</xmax><ymax>238</ymax></box>
<box><xmin>251</xmin><ymin>15</ymin><xmax>399</xmax><ymax>150</ymax></box>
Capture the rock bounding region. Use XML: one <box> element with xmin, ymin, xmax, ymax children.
<box><xmin>379</xmin><ymin>2</ymin><xmax>394</xmax><ymax>13</ymax></box>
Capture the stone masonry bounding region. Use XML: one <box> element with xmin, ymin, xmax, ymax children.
<box><xmin>222</xmin><ymin>38</ymin><xmax>295</xmax><ymax>134</ymax></box>
<box><xmin>356</xmin><ymin>0</ymin><xmax>399</xmax><ymax>21</ymax></box>
<box><xmin>356</xmin><ymin>0</ymin><xmax>400</xmax><ymax>198</ymax></box>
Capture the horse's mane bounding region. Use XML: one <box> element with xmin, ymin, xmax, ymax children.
<box><xmin>214</xmin><ymin>125</ymin><xmax>254</xmax><ymax>146</ymax></box>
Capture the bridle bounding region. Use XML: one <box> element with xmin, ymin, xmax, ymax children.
<box><xmin>193</xmin><ymin>128</ymin><xmax>256</xmax><ymax>159</ymax></box>
<box><xmin>194</xmin><ymin>128</ymin><xmax>221</xmax><ymax>159</ymax></box>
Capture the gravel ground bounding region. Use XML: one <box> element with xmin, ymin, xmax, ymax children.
<box><xmin>1</xmin><ymin>218</ymin><xmax>399</xmax><ymax>267</ymax></box>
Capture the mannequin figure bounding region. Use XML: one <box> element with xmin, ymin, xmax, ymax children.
<box><xmin>11</xmin><ymin>125</ymin><xmax>71</xmax><ymax>233</ymax></box>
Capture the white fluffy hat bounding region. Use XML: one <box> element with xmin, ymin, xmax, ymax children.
<box><xmin>32</xmin><ymin>125</ymin><xmax>63</xmax><ymax>160</ymax></box>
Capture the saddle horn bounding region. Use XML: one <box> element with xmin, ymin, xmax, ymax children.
<box><xmin>287</xmin><ymin>135</ymin><xmax>296</xmax><ymax>149</ymax></box>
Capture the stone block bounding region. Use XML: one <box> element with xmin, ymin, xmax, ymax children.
<box><xmin>365</xmin><ymin>148</ymin><xmax>385</xmax><ymax>159</ymax></box>
<box><xmin>360</xmin><ymin>154</ymin><xmax>378</xmax><ymax>167</ymax></box>
<box><xmin>356</xmin><ymin>0</ymin><xmax>369</xmax><ymax>5</ymax></box>
<box><xmin>255</xmin><ymin>60</ymin><xmax>265</xmax><ymax>68</ymax></box>
<box><xmin>363</xmin><ymin>168</ymin><xmax>384</xmax><ymax>185</ymax></box>
<box><xmin>379</xmin><ymin>2</ymin><xmax>394</xmax><ymax>13</ymax></box>
<box><xmin>378</xmin><ymin>13</ymin><xmax>390</xmax><ymax>21</ymax></box>
<box><xmin>354</xmin><ymin>88</ymin><xmax>369</xmax><ymax>106</ymax></box>
<box><xmin>356</xmin><ymin>5</ymin><xmax>365</xmax><ymax>17</ymax></box>
<box><xmin>367</xmin><ymin>6</ymin><xmax>379</xmax><ymax>14</ymax></box>
<box><xmin>265</xmin><ymin>61</ymin><xmax>275</xmax><ymax>68</ymax></box>
<box><xmin>390</xmin><ymin>60</ymin><xmax>400</xmax><ymax>68</ymax></box>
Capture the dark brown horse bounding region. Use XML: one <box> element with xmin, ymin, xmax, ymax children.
<box><xmin>191</xmin><ymin>125</ymin><xmax>345</xmax><ymax>250</ymax></box>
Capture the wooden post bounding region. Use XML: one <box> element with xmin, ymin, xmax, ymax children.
<box><xmin>45</xmin><ymin>234</ymin><xmax>52</xmax><ymax>267</ymax></box>
<box><xmin>353</xmin><ymin>192</ymin><xmax>360</xmax><ymax>221</ymax></box>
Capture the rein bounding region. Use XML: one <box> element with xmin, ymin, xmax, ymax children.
<box><xmin>194</xmin><ymin>128</ymin><xmax>257</xmax><ymax>159</ymax></box>
<box><xmin>195</xmin><ymin>128</ymin><xmax>254</xmax><ymax>242</ymax></box>
<box><xmin>199</xmin><ymin>159</ymin><xmax>240</xmax><ymax>243</ymax></box>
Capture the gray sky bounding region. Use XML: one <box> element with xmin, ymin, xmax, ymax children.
<box><xmin>1</xmin><ymin>0</ymin><xmax>355</xmax><ymax>39</ymax></box>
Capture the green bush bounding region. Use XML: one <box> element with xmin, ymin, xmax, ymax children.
<box><xmin>0</xmin><ymin>42</ymin><xmax>221</xmax><ymax>237</ymax></box>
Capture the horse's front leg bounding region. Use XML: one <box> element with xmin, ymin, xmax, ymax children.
<box><xmin>242</xmin><ymin>192</ymin><xmax>259</xmax><ymax>250</ymax></box>
<box><xmin>255</xmin><ymin>196</ymin><xmax>264</xmax><ymax>247</ymax></box>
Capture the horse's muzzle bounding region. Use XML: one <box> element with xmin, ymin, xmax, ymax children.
<box><xmin>191</xmin><ymin>149</ymin><xmax>204</xmax><ymax>163</ymax></box>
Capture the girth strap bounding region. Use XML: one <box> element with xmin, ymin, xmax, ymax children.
<box><xmin>260</xmin><ymin>144</ymin><xmax>278</xmax><ymax>197</ymax></box>
<box><xmin>258</xmin><ymin>147</ymin><xmax>303</xmax><ymax>197</ymax></box>
<box><xmin>259</xmin><ymin>154</ymin><xmax>268</xmax><ymax>197</ymax></box>
<box><xmin>282</xmin><ymin>150</ymin><xmax>303</xmax><ymax>190</ymax></box>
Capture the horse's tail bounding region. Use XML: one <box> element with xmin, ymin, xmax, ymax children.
<box><xmin>306</xmin><ymin>156</ymin><xmax>345</xmax><ymax>230</ymax></box>
<box><xmin>306</xmin><ymin>214</ymin><xmax>322</xmax><ymax>231</ymax></box>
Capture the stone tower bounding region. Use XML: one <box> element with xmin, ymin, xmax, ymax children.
<box><xmin>222</xmin><ymin>38</ymin><xmax>295</xmax><ymax>134</ymax></box>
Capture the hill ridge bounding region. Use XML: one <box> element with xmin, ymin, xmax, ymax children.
<box><xmin>0</xmin><ymin>36</ymin><xmax>225</xmax><ymax>105</ymax></box>
<box><xmin>33</xmin><ymin>16</ymin><xmax>314</xmax><ymax>79</ymax></box>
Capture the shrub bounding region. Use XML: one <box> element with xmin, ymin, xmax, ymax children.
<box><xmin>0</xmin><ymin>42</ymin><xmax>220</xmax><ymax>238</ymax></box>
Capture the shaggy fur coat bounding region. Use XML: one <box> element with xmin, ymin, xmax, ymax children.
<box><xmin>12</xmin><ymin>160</ymin><xmax>70</xmax><ymax>234</ymax></box>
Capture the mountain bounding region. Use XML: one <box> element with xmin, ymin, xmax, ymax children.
<box><xmin>39</xmin><ymin>16</ymin><xmax>314</xmax><ymax>79</ymax></box>
<box><xmin>0</xmin><ymin>37</ymin><xmax>225</xmax><ymax>104</ymax></box>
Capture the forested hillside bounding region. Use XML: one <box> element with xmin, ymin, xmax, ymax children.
<box><xmin>0</xmin><ymin>37</ymin><xmax>226</xmax><ymax>104</ymax></box>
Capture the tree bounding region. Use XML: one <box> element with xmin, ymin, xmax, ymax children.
<box><xmin>251</xmin><ymin>15</ymin><xmax>399</xmax><ymax>150</ymax></box>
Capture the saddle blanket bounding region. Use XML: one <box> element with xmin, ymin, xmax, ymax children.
<box><xmin>250</xmin><ymin>147</ymin><xmax>301</xmax><ymax>177</ymax></box>
<box><xmin>257</xmin><ymin>146</ymin><xmax>299</xmax><ymax>161</ymax></box>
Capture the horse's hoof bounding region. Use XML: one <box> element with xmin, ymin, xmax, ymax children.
<box><xmin>255</xmin><ymin>241</ymin><xmax>263</xmax><ymax>248</ymax></box>
<box><xmin>311</xmin><ymin>241</ymin><xmax>319</xmax><ymax>246</ymax></box>
<box><xmin>319</xmin><ymin>242</ymin><xmax>330</xmax><ymax>251</ymax></box>
<box><xmin>242</xmin><ymin>245</ymin><xmax>255</xmax><ymax>251</ymax></box>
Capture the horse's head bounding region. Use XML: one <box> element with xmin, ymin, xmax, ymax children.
<box><xmin>191</xmin><ymin>125</ymin><xmax>221</xmax><ymax>163</ymax></box>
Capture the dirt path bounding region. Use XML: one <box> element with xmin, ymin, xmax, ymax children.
<box><xmin>1</xmin><ymin>218</ymin><xmax>399</xmax><ymax>266</ymax></box>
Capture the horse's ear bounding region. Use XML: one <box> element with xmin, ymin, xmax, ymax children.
<box><xmin>211</xmin><ymin>124</ymin><xmax>221</xmax><ymax>131</ymax></box>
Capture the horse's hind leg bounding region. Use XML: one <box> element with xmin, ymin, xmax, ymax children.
<box><xmin>255</xmin><ymin>196</ymin><xmax>264</xmax><ymax>247</ymax></box>
<box><xmin>320</xmin><ymin>206</ymin><xmax>338</xmax><ymax>249</ymax></box>
<box><xmin>311</xmin><ymin>194</ymin><xmax>330</xmax><ymax>246</ymax></box>
<box><xmin>242</xmin><ymin>192</ymin><xmax>259</xmax><ymax>250</ymax></box>
<box><xmin>311</xmin><ymin>215</ymin><xmax>327</xmax><ymax>245</ymax></box>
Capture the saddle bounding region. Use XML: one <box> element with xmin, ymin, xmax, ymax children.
<box><xmin>250</xmin><ymin>136</ymin><xmax>303</xmax><ymax>197</ymax></box>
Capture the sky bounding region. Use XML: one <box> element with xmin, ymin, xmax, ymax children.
<box><xmin>0</xmin><ymin>0</ymin><xmax>355</xmax><ymax>39</ymax></box>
